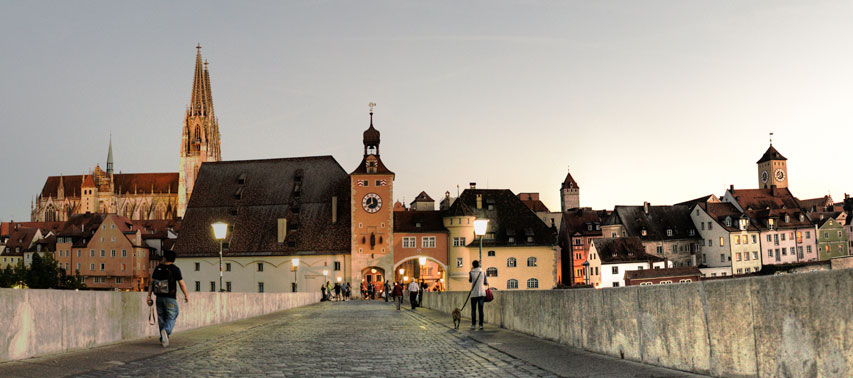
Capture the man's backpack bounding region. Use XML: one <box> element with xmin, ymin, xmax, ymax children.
<box><xmin>152</xmin><ymin>265</ymin><xmax>175</xmax><ymax>295</ymax></box>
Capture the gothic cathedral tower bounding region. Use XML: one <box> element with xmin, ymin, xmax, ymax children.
<box><xmin>350</xmin><ymin>104</ymin><xmax>395</xmax><ymax>287</ymax></box>
<box><xmin>757</xmin><ymin>143</ymin><xmax>788</xmax><ymax>189</ymax></box>
<box><xmin>178</xmin><ymin>45</ymin><xmax>221</xmax><ymax>218</ymax></box>
<box><xmin>560</xmin><ymin>168</ymin><xmax>580</xmax><ymax>212</ymax></box>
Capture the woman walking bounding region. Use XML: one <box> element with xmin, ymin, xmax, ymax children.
<box><xmin>469</xmin><ymin>260</ymin><xmax>488</xmax><ymax>330</ymax></box>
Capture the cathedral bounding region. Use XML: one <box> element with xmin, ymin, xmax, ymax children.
<box><xmin>31</xmin><ymin>45</ymin><xmax>222</xmax><ymax>222</ymax></box>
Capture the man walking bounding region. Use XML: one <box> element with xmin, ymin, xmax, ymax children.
<box><xmin>408</xmin><ymin>280</ymin><xmax>419</xmax><ymax>310</ymax></box>
<box><xmin>392</xmin><ymin>281</ymin><xmax>404</xmax><ymax>310</ymax></box>
<box><xmin>147</xmin><ymin>250</ymin><xmax>189</xmax><ymax>347</ymax></box>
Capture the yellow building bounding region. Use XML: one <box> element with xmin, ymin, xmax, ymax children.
<box><xmin>444</xmin><ymin>185</ymin><xmax>558</xmax><ymax>291</ymax></box>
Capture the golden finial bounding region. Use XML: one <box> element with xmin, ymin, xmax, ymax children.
<box><xmin>369</xmin><ymin>102</ymin><xmax>376</xmax><ymax>114</ymax></box>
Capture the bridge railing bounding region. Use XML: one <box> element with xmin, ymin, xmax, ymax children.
<box><xmin>0</xmin><ymin>290</ymin><xmax>320</xmax><ymax>362</ymax></box>
<box><xmin>422</xmin><ymin>269</ymin><xmax>852</xmax><ymax>378</ymax></box>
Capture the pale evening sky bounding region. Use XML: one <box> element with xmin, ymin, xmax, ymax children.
<box><xmin>1</xmin><ymin>1</ymin><xmax>852</xmax><ymax>221</ymax></box>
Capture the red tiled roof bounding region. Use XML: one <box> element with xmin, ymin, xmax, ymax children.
<box><xmin>700</xmin><ymin>202</ymin><xmax>759</xmax><ymax>232</ymax></box>
<box><xmin>520</xmin><ymin>199</ymin><xmax>550</xmax><ymax>213</ymax></box>
<box><xmin>410</xmin><ymin>191</ymin><xmax>434</xmax><ymax>204</ymax></box>
<box><xmin>394</xmin><ymin>211</ymin><xmax>447</xmax><ymax>233</ymax></box>
<box><xmin>562</xmin><ymin>171</ymin><xmax>579</xmax><ymax>189</ymax></box>
<box><xmin>1</xmin><ymin>221</ymin><xmax>63</xmax><ymax>237</ymax></box>
<box><xmin>727</xmin><ymin>187</ymin><xmax>810</xmax><ymax>230</ymax></box>
<box><xmin>559</xmin><ymin>208</ymin><xmax>607</xmax><ymax>238</ymax></box>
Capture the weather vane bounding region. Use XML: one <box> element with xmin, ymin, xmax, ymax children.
<box><xmin>769</xmin><ymin>132</ymin><xmax>773</xmax><ymax>145</ymax></box>
<box><xmin>369</xmin><ymin>102</ymin><xmax>376</xmax><ymax>113</ymax></box>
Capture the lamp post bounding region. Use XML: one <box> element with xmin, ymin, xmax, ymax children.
<box><xmin>211</xmin><ymin>222</ymin><xmax>228</xmax><ymax>292</ymax></box>
<box><xmin>582</xmin><ymin>260</ymin><xmax>590</xmax><ymax>286</ymax></box>
<box><xmin>418</xmin><ymin>256</ymin><xmax>427</xmax><ymax>280</ymax></box>
<box><xmin>398</xmin><ymin>268</ymin><xmax>404</xmax><ymax>282</ymax></box>
<box><xmin>473</xmin><ymin>219</ymin><xmax>489</xmax><ymax>264</ymax></box>
<box><xmin>292</xmin><ymin>258</ymin><xmax>300</xmax><ymax>292</ymax></box>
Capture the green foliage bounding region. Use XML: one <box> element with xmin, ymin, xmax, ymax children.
<box><xmin>0</xmin><ymin>253</ymin><xmax>86</xmax><ymax>290</ymax></box>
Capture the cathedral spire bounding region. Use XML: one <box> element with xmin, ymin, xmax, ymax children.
<box><xmin>190</xmin><ymin>44</ymin><xmax>211</xmax><ymax>117</ymax></box>
<box><xmin>106</xmin><ymin>134</ymin><xmax>114</xmax><ymax>175</ymax></box>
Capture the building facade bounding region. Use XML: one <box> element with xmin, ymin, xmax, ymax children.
<box><xmin>602</xmin><ymin>203</ymin><xmax>701</xmax><ymax>267</ymax></box>
<box><xmin>587</xmin><ymin>237</ymin><xmax>669</xmax><ymax>288</ymax></box>
<box><xmin>815</xmin><ymin>216</ymin><xmax>849</xmax><ymax>260</ymax></box>
<box><xmin>558</xmin><ymin>208</ymin><xmax>607</xmax><ymax>285</ymax></box>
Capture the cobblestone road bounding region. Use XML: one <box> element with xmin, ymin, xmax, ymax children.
<box><xmin>75</xmin><ymin>301</ymin><xmax>557</xmax><ymax>378</ymax></box>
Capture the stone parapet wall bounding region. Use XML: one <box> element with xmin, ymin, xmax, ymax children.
<box><xmin>422</xmin><ymin>269</ymin><xmax>852</xmax><ymax>378</ymax></box>
<box><xmin>0</xmin><ymin>290</ymin><xmax>319</xmax><ymax>362</ymax></box>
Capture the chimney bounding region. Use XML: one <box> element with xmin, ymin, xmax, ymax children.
<box><xmin>643</xmin><ymin>201</ymin><xmax>650</xmax><ymax>215</ymax></box>
<box><xmin>277</xmin><ymin>218</ymin><xmax>287</xmax><ymax>243</ymax></box>
<box><xmin>470</xmin><ymin>182</ymin><xmax>476</xmax><ymax>189</ymax></box>
<box><xmin>331</xmin><ymin>196</ymin><xmax>338</xmax><ymax>224</ymax></box>
<box><xmin>476</xmin><ymin>194</ymin><xmax>483</xmax><ymax>209</ymax></box>
<box><xmin>730</xmin><ymin>184</ymin><xmax>734</xmax><ymax>192</ymax></box>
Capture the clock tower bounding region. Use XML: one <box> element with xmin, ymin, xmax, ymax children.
<box><xmin>757</xmin><ymin>142</ymin><xmax>788</xmax><ymax>189</ymax></box>
<box><xmin>350</xmin><ymin>104</ymin><xmax>395</xmax><ymax>288</ymax></box>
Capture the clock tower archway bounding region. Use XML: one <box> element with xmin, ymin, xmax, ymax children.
<box><xmin>350</xmin><ymin>106</ymin><xmax>395</xmax><ymax>291</ymax></box>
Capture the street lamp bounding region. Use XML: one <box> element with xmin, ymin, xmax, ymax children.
<box><xmin>473</xmin><ymin>219</ymin><xmax>489</xmax><ymax>264</ymax></box>
<box><xmin>582</xmin><ymin>260</ymin><xmax>590</xmax><ymax>285</ymax></box>
<box><xmin>418</xmin><ymin>256</ymin><xmax>427</xmax><ymax>280</ymax></box>
<box><xmin>399</xmin><ymin>268</ymin><xmax>404</xmax><ymax>282</ymax></box>
<box><xmin>292</xmin><ymin>258</ymin><xmax>300</xmax><ymax>292</ymax></box>
<box><xmin>211</xmin><ymin>222</ymin><xmax>228</xmax><ymax>292</ymax></box>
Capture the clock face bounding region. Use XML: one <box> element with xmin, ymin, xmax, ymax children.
<box><xmin>761</xmin><ymin>170</ymin><xmax>769</xmax><ymax>183</ymax></box>
<box><xmin>361</xmin><ymin>193</ymin><xmax>382</xmax><ymax>213</ymax></box>
<box><xmin>774</xmin><ymin>169</ymin><xmax>785</xmax><ymax>182</ymax></box>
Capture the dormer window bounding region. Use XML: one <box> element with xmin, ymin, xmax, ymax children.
<box><xmin>799</xmin><ymin>214</ymin><xmax>804</xmax><ymax>222</ymax></box>
<box><xmin>666</xmin><ymin>229</ymin><xmax>673</xmax><ymax>236</ymax></box>
<box><xmin>237</xmin><ymin>173</ymin><xmax>247</xmax><ymax>185</ymax></box>
<box><xmin>784</xmin><ymin>215</ymin><xmax>790</xmax><ymax>223</ymax></box>
<box><xmin>688</xmin><ymin>229</ymin><xmax>695</xmax><ymax>236</ymax></box>
<box><xmin>587</xmin><ymin>225</ymin><xmax>592</xmax><ymax>231</ymax></box>
<box><xmin>725</xmin><ymin>217</ymin><xmax>732</xmax><ymax>227</ymax></box>
<box><xmin>415</xmin><ymin>222</ymin><xmax>422</xmax><ymax>228</ymax></box>
<box><xmin>642</xmin><ymin>228</ymin><xmax>648</xmax><ymax>236</ymax></box>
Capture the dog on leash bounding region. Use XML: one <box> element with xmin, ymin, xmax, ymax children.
<box><xmin>451</xmin><ymin>308</ymin><xmax>462</xmax><ymax>329</ymax></box>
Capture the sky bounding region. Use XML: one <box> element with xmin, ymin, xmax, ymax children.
<box><xmin>1</xmin><ymin>1</ymin><xmax>852</xmax><ymax>221</ymax></box>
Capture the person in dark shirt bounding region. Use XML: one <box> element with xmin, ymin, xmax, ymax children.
<box><xmin>147</xmin><ymin>250</ymin><xmax>188</xmax><ymax>347</ymax></box>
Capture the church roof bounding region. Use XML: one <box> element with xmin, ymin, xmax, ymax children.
<box><xmin>756</xmin><ymin>145</ymin><xmax>787</xmax><ymax>164</ymax></box>
<box><xmin>189</xmin><ymin>44</ymin><xmax>214</xmax><ymax>117</ymax></box>
<box><xmin>174</xmin><ymin>156</ymin><xmax>351</xmax><ymax>257</ymax></box>
<box><xmin>39</xmin><ymin>173</ymin><xmax>178</xmax><ymax>198</ymax></box>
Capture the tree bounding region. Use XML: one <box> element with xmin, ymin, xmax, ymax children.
<box><xmin>25</xmin><ymin>253</ymin><xmax>60</xmax><ymax>289</ymax></box>
<box><xmin>0</xmin><ymin>265</ymin><xmax>12</xmax><ymax>287</ymax></box>
<box><xmin>13</xmin><ymin>260</ymin><xmax>27</xmax><ymax>288</ymax></box>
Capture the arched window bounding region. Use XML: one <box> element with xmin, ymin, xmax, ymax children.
<box><xmin>526</xmin><ymin>278</ymin><xmax>539</xmax><ymax>289</ymax></box>
<box><xmin>486</xmin><ymin>267</ymin><xmax>497</xmax><ymax>277</ymax></box>
<box><xmin>527</xmin><ymin>257</ymin><xmax>537</xmax><ymax>267</ymax></box>
<box><xmin>507</xmin><ymin>279</ymin><xmax>518</xmax><ymax>289</ymax></box>
<box><xmin>45</xmin><ymin>205</ymin><xmax>57</xmax><ymax>222</ymax></box>
<box><xmin>506</xmin><ymin>257</ymin><xmax>517</xmax><ymax>267</ymax></box>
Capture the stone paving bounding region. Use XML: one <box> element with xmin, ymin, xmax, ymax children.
<box><xmin>74</xmin><ymin>301</ymin><xmax>558</xmax><ymax>378</ymax></box>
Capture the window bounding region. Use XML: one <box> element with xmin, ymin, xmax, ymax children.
<box><xmin>805</xmin><ymin>231</ymin><xmax>811</xmax><ymax>238</ymax></box>
<box><xmin>451</xmin><ymin>237</ymin><xmax>466</xmax><ymax>247</ymax></box>
<box><xmin>226</xmin><ymin>282</ymin><xmax>232</xmax><ymax>292</ymax></box>
<box><xmin>656</xmin><ymin>246</ymin><xmax>663</xmax><ymax>254</ymax></box>
<box><xmin>487</xmin><ymin>250</ymin><xmax>496</xmax><ymax>257</ymax></box>
<box><xmin>486</xmin><ymin>267</ymin><xmax>497</xmax><ymax>277</ymax></box>
<box><xmin>736</xmin><ymin>253</ymin><xmax>741</xmax><ymax>261</ymax></box>
<box><xmin>225</xmin><ymin>263</ymin><xmax>231</xmax><ymax>272</ymax></box>
<box><xmin>527</xmin><ymin>278</ymin><xmax>539</xmax><ymax>289</ymax></box>
<box><xmin>612</xmin><ymin>282</ymin><xmax>620</xmax><ymax>287</ymax></box>
<box><xmin>527</xmin><ymin>257</ymin><xmax>537</xmax><ymax>267</ymax></box>
<box><xmin>457</xmin><ymin>258</ymin><xmax>463</xmax><ymax>268</ymax></box>
<box><xmin>720</xmin><ymin>254</ymin><xmax>725</xmax><ymax>263</ymax></box>
<box><xmin>422</xmin><ymin>236</ymin><xmax>436</xmax><ymax>248</ymax></box>
<box><xmin>507</xmin><ymin>257</ymin><xmax>517</xmax><ymax>267</ymax></box>
<box><xmin>737</xmin><ymin>268</ymin><xmax>743</xmax><ymax>274</ymax></box>
<box><xmin>752</xmin><ymin>235</ymin><xmax>757</xmax><ymax>244</ymax></box>
<box><xmin>806</xmin><ymin>245</ymin><xmax>812</xmax><ymax>253</ymax></box>
<box><xmin>768</xmin><ymin>249</ymin><xmax>774</xmax><ymax>257</ymax></box>
<box><xmin>111</xmin><ymin>250</ymin><xmax>116</xmax><ymax>257</ymax></box>
<box><xmin>100</xmin><ymin>263</ymin><xmax>105</xmax><ymax>271</ymax></box>
<box><xmin>258</xmin><ymin>263</ymin><xmax>264</xmax><ymax>272</ymax></box>
<box><xmin>121</xmin><ymin>263</ymin><xmax>126</xmax><ymax>271</ymax></box>
<box><xmin>77</xmin><ymin>250</ymin><xmax>81</xmax><ymax>257</ymax></box>
<box><xmin>782</xmin><ymin>247</ymin><xmax>787</xmax><ymax>256</ymax></box>
<box><xmin>781</xmin><ymin>233</ymin><xmax>786</xmax><ymax>241</ymax></box>
<box><xmin>666</xmin><ymin>229</ymin><xmax>673</xmax><ymax>236</ymax></box>
<box><xmin>708</xmin><ymin>222</ymin><xmax>713</xmax><ymax>230</ymax></box>
<box><xmin>403</xmin><ymin>237</ymin><xmax>416</xmax><ymax>248</ymax></box>
<box><xmin>612</xmin><ymin>266</ymin><xmax>618</xmax><ymax>274</ymax></box>
<box><xmin>334</xmin><ymin>261</ymin><xmax>341</xmax><ymax>271</ymax></box>
<box><xmin>719</xmin><ymin>237</ymin><xmax>724</xmax><ymax>247</ymax></box>
<box><xmin>744</xmin><ymin>252</ymin><xmax>749</xmax><ymax>261</ymax></box>
<box><xmin>90</xmin><ymin>250</ymin><xmax>95</xmax><ymax>257</ymax></box>
<box><xmin>753</xmin><ymin>251</ymin><xmax>758</xmax><ymax>260</ymax></box>
<box><xmin>121</xmin><ymin>250</ymin><xmax>127</xmax><ymax>257</ymax></box>
<box><xmin>76</xmin><ymin>263</ymin><xmax>80</xmax><ymax>271</ymax></box>
<box><xmin>507</xmin><ymin>279</ymin><xmax>518</xmax><ymax>289</ymax></box>
<box><xmin>735</xmin><ymin>235</ymin><xmax>740</xmax><ymax>245</ymax></box>
<box><xmin>194</xmin><ymin>263</ymin><xmax>200</xmax><ymax>271</ymax></box>
<box><xmin>195</xmin><ymin>281</ymin><xmax>201</xmax><ymax>291</ymax></box>
<box><xmin>258</xmin><ymin>282</ymin><xmax>265</xmax><ymax>293</ymax></box>
<box><xmin>100</xmin><ymin>250</ymin><xmax>105</xmax><ymax>257</ymax></box>
<box><xmin>611</xmin><ymin>232</ymin><xmax>617</xmax><ymax>238</ymax></box>
<box><xmin>701</xmin><ymin>223</ymin><xmax>705</xmax><ymax>230</ymax></box>
<box><xmin>209</xmin><ymin>282</ymin><xmax>216</xmax><ymax>292</ymax></box>
<box><xmin>115</xmin><ymin>277</ymin><xmax>122</xmax><ymax>284</ymax></box>
<box><xmin>659</xmin><ymin>280</ymin><xmax>672</xmax><ymax>285</ymax></box>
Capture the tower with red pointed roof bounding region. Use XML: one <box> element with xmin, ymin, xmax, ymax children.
<box><xmin>179</xmin><ymin>44</ymin><xmax>222</xmax><ymax>218</ymax></box>
<box><xmin>560</xmin><ymin>167</ymin><xmax>580</xmax><ymax>212</ymax></box>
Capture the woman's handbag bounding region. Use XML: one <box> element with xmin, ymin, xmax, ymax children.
<box><xmin>485</xmin><ymin>288</ymin><xmax>494</xmax><ymax>303</ymax></box>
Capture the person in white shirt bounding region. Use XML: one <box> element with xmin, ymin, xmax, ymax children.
<box><xmin>469</xmin><ymin>260</ymin><xmax>488</xmax><ymax>329</ymax></box>
<box><xmin>407</xmin><ymin>280</ymin><xmax>420</xmax><ymax>310</ymax></box>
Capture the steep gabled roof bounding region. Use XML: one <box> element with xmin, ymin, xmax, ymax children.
<box><xmin>726</xmin><ymin>187</ymin><xmax>811</xmax><ymax>230</ymax></box>
<box><xmin>561</xmin><ymin>171</ymin><xmax>579</xmax><ymax>189</ymax></box>
<box><xmin>675</xmin><ymin>194</ymin><xmax>719</xmax><ymax>208</ymax></box>
<box><xmin>175</xmin><ymin>156</ymin><xmax>351</xmax><ymax>257</ymax></box>
<box><xmin>410</xmin><ymin>191</ymin><xmax>434</xmax><ymax>205</ymax></box>
<box><xmin>559</xmin><ymin>208</ymin><xmax>607</xmax><ymax>239</ymax></box>
<box><xmin>447</xmin><ymin>189</ymin><xmax>555</xmax><ymax>247</ymax></box>
<box><xmin>699</xmin><ymin>202</ymin><xmax>759</xmax><ymax>232</ymax></box>
<box><xmin>611</xmin><ymin>205</ymin><xmax>700</xmax><ymax>241</ymax></box>
<box><xmin>756</xmin><ymin>145</ymin><xmax>787</xmax><ymax>163</ymax></box>
<box><xmin>592</xmin><ymin>237</ymin><xmax>664</xmax><ymax>264</ymax></box>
